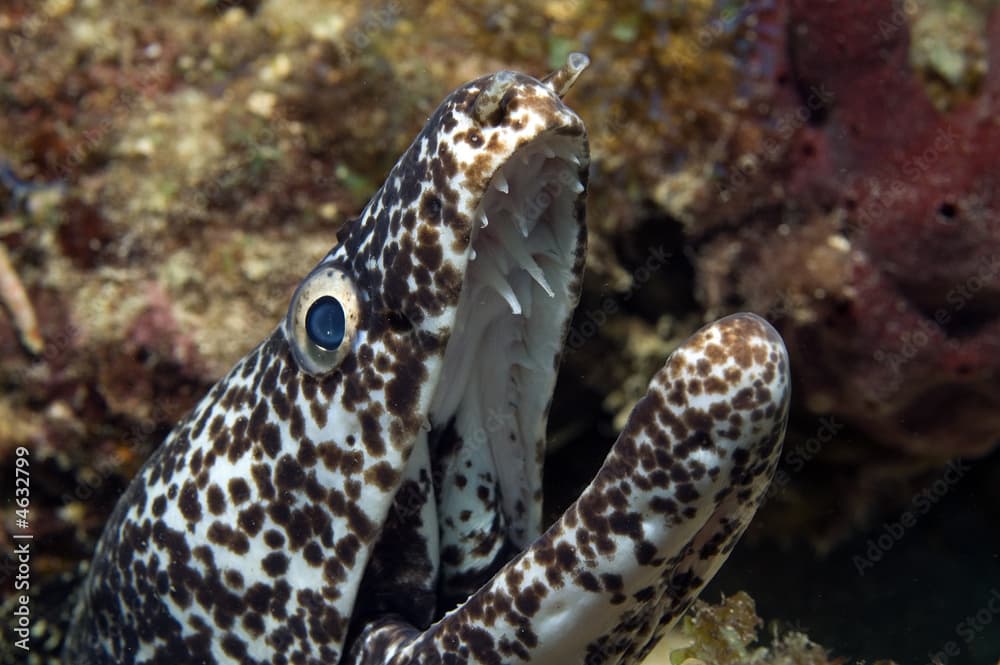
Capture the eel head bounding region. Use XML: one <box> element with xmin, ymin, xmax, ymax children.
<box><xmin>65</xmin><ymin>54</ymin><xmax>791</xmax><ymax>665</ymax></box>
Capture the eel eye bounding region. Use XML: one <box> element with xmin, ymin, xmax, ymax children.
<box><xmin>285</xmin><ymin>267</ymin><xmax>361</xmax><ymax>375</ymax></box>
<box><xmin>306</xmin><ymin>296</ymin><xmax>346</xmax><ymax>350</ymax></box>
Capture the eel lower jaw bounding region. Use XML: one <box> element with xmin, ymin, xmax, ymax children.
<box><xmin>427</xmin><ymin>130</ymin><xmax>587</xmax><ymax>547</ymax></box>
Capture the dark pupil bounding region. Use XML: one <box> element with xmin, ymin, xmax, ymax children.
<box><xmin>305</xmin><ymin>296</ymin><xmax>346</xmax><ymax>350</ymax></box>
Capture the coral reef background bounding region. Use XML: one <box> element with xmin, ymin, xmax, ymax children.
<box><xmin>1</xmin><ymin>1</ymin><xmax>998</xmax><ymax>664</ymax></box>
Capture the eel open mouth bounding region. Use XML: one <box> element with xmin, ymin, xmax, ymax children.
<box><xmin>427</xmin><ymin>129</ymin><xmax>587</xmax><ymax>589</ymax></box>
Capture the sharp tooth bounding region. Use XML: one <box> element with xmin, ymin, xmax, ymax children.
<box><xmin>571</xmin><ymin>179</ymin><xmax>584</xmax><ymax>193</ymax></box>
<box><xmin>496</xmin><ymin>220</ymin><xmax>555</xmax><ymax>297</ymax></box>
<box><xmin>493</xmin><ymin>171</ymin><xmax>509</xmax><ymax>194</ymax></box>
<box><xmin>558</xmin><ymin>147</ymin><xmax>577</xmax><ymax>161</ymax></box>
<box><xmin>519</xmin><ymin>196</ymin><xmax>547</xmax><ymax>236</ymax></box>
<box><xmin>511</xmin><ymin>210</ymin><xmax>534</xmax><ymax>237</ymax></box>
<box><xmin>470</xmin><ymin>248</ymin><xmax>477</xmax><ymax>261</ymax></box>
<box><xmin>570</xmin><ymin>154</ymin><xmax>581</xmax><ymax>166</ymax></box>
<box><xmin>477</xmin><ymin>250</ymin><xmax>520</xmax><ymax>314</ymax></box>
<box><xmin>519</xmin><ymin>215</ymin><xmax>533</xmax><ymax>237</ymax></box>
<box><xmin>514</xmin><ymin>249</ymin><xmax>554</xmax><ymax>297</ymax></box>
<box><xmin>529</xmin><ymin>262</ymin><xmax>554</xmax><ymax>296</ymax></box>
<box><xmin>478</xmin><ymin>209</ymin><xmax>489</xmax><ymax>228</ymax></box>
<box><xmin>496</xmin><ymin>281</ymin><xmax>522</xmax><ymax>315</ymax></box>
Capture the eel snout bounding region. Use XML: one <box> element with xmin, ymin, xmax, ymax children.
<box><xmin>473</xmin><ymin>51</ymin><xmax>589</xmax><ymax>125</ymax></box>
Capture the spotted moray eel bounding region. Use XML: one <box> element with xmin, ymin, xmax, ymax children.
<box><xmin>64</xmin><ymin>54</ymin><xmax>791</xmax><ymax>665</ymax></box>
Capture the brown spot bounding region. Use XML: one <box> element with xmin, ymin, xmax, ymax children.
<box><xmin>364</xmin><ymin>461</ymin><xmax>400</xmax><ymax>490</ymax></box>
<box><xmin>274</xmin><ymin>455</ymin><xmax>305</xmax><ymax>492</ymax></box>
<box><xmin>704</xmin><ymin>343</ymin><xmax>727</xmax><ymax>364</ymax></box>
<box><xmin>262</xmin><ymin>552</ymin><xmax>289</xmax><ymax>577</ymax></box>
<box><xmin>264</xmin><ymin>529</ymin><xmax>285</xmax><ymax>549</ymax></box>
<box><xmin>178</xmin><ymin>481</ymin><xmax>202</xmax><ymax>523</ymax></box>
<box><xmin>206</xmin><ymin>484</ymin><xmax>226</xmax><ymax>515</ymax></box>
<box><xmin>260</xmin><ymin>423</ymin><xmax>282</xmax><ymax>459</ymax></box>
<box><xmin>228</xmin><ymin>478</ymin><xmax>251</xmax><ymax>504</ymax></box>
<box><xmin>238</xmin><ymin>504</ymin><xmax>265</xmax><ymax>537</ymax></box>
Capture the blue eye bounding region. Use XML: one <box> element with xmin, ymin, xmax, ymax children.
<box><xmin>305</xmin><ymin>296</ymin><xmax>346</xmax><ymax>350</ymax></box>
<box><xmin>286</xmin><ymin>267</ymin><xmax>359</xmax><ymax>375</ymax></box>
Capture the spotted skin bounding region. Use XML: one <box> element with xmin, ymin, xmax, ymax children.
<box><xmin>64</xmin><ymin>56</ymin><xmax>791</xmax><ymax>665</ymax></box>
<box><xmin>348</xmin><ymin>313</ymin><xmax>790</xmax><ymax>664</ymax></box>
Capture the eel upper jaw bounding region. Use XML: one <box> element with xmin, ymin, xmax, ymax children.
<box><xmin>427</xmin><ymin>125</ymin><xmax>589</xmax><ymax>554</ymax></box>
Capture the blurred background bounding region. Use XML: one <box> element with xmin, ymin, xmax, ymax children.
<box><xmin>0</xmin><ymin>1</ymin><xmax>998</xmax><ymax>663</ymax></box>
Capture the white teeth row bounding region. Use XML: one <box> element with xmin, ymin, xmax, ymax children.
<box><xmin>469</xmin><ymin>141</ymin><xmax>584</xmax><ymax>316</ymax></box>
<box><xmin>493</xmin><ymin>171</ymin><xmax>509</xmax><ymax>194</ymax></box>
<box><xmin>477</xmin><ymin>248</ymin><xmax>522</xmax><ymax>315</ymax></box>
<box><xmin>498</xmin><ymin>176</ymin><xmax>582</xmax><ymax>239</ymax></box>
<box><xmin>515</xmin><ymin>211</ymin><xmax>534</xmax><ymax>238</ymax></box>
<box><xmin>519</xmin><ymin>144</ymin><xmax>580</xmax><ymax>165</ymax></box>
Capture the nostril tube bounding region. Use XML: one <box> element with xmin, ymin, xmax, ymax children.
<box><xmin>542</xmin><ymin>52</ymin><xmax>590</xmax><ymax>98</ymax></box>
<box><xmin>473</xmin><ymin>70</ymin><xmax>517</xmax><ymax>125</ymax></box>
